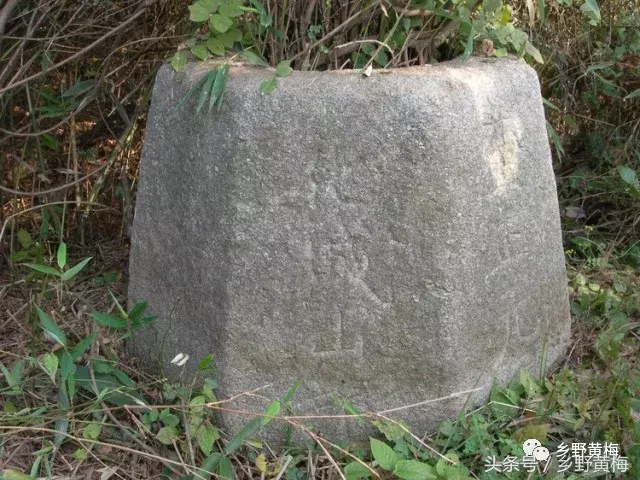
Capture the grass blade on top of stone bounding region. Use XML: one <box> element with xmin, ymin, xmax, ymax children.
<box><xmin>197</xmin><ymin>70</ymin><xmax>217</xmax><ymax>114</ymax></box>
<box><xmin>174</xmin><ymin>72</ymin><xmax>212</xmax><ymax>114</ymax></box>
<box><xmin>209</xmin><ymin>64</ymin><xmax>229</xmax><ymax>112</ymax></box>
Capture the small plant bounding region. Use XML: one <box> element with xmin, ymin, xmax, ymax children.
<box><xmin>25</xmin><ymin>242</ymin><xmax>91</xmax><ymax>303</ymax></box>
<box><xmin>174</xmin><ymin>63</ymin><xmax>230</xmax><ymax>114</ymax></box>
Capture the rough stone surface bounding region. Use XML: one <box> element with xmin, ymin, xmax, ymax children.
<box><xmin>129</xmin><ymin>57</ymin><xmax>570</xmax><ymax>442</ymax></box>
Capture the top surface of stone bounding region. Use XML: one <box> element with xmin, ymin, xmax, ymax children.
<box><xmin>129</xmin><ymin>57</ymin><xmax>570</xmax><ymax>441</ymax></box>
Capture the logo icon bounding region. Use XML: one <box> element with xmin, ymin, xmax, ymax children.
<box><xmin>533</xmin><ymin>446</ymin><xmax>550</xmax><ymax>461</ymax></box>
<box><xmin>524</xmin><ymin>439</ymin><xmax>550</xmax><ymax>462</ymax></box>
<box><xmin>523</xmin><ymin>439</ymin><xmax>541</xmax><ymax>456</ymax></box>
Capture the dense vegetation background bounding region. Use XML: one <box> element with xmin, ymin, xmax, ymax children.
<box><xmin>0</xmin><ymin>0</ymin><xmax>638</xmax><ymax>478</ymax></box>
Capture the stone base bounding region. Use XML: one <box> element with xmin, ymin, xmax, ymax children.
<box><xmin>128</xmin><ymin>57</ymin><xmax>571</xmax><ymax>443</ymax></box>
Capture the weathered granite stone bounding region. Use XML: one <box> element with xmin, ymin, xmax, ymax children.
<box><xmin>128</xmin><ymin>57</ymin><xmax>570</xmax><ymax>442</ymax></box>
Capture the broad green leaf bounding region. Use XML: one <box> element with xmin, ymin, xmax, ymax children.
<box><xmin>275</xmin><ymin>61</ymin><xmax>293</xmax><ymax>78</ymax></box>
<box><xmin>67</xmin><ymin>369</ymin><xmax>76</xmax><ymax>401</ymax></box>
<box><xmin>239</xmin><ymin>50</ymin><xmax>268</xmax><ymax>67</ymax></box>
<box><xmin>71</xmin><ymin>448</ymin><xmax>87</xmax><ymax>460</ymax></box>
<box><xmin>195</xmin><ymin>453</ymin><xmax>222</xmax><ymax>479</ymax></box>
<box><xmin>91</xmin><ymin>312</ymin><xmax>127</xmax><ymax>330</ymax></box>
<box><xmin>525</xmin><ymin>42</ymin><xmax>543</xmax><ymax>64</ymax></box>
<box><xmin>189</xmin><ymin>395</ymin><xmax>206</xmax><ymax>427</ymax></box>
<box><xmin>131</xmin><ymin>315</ymin><xmax>157</xmax><ymax>331</ymax></box>
<box><xmin>191</xmin><ymin>44</ymin><xmax>209</xmax><ymax>61</ymax></box>
<box><xmin>148</xmin><ymin>408</ymin><xmax>159</xmax><ymax>422</ymax></box>
<box><xmin>210</xmin><ymin>14</ymin><xmax>233</xmax><ymax>33</ymax></box>
<box><xmin>519</xmin><ymin>369</ymin><xmax>541</xmax><ymax>397</ymax></box>
<box><xmin>0</xmin><ymin>361</ymin><xmax>17</xmax><ymax>390</ymax></box>
<box><xmin>91</xmin><ymin>357</ymin><xmax>114</xmax><ymax>374</ymax></box>
<box><xmin>26</xmin><ymin>263</ymin><xmax>60</xmax><ymax>277</ymax></box>
<box><xmin>271</xmin><ymin>27</ymin><xmax>286</xmax><ymax>40</ymax></box>
<box><xmin>60</xmin><ymin>350</ymin><xmax>74</xmax><ymax>383</ymax></box>
<box><xmin>260</xmin><ymin>77</ymin><xmax>277</xmax><ymax>94</ymax></box>
<box><xmin>113</xmin><ymin>368</ymin><xmax>134</xmax><ymax>387</ymax></box>
<box><xmin>60</xmin><ymin>351</ymin><xmax>76</xmax><ymax>400</ymax></box>
<box><xmin>512</xmin><ymin>423</ymin><xmax>551</xmax><ymax>443</ymax></box>
<box><xmin>11</xmin><ymin>360</ymin><xmax>25</xmax><ymax>386</ymax></box>
<box><xmin>219</xmin><ymin>0</ymin><xmax>243</xmax><ymax>17</ymax></box>
<box><xmin>618</xmin><ymin>165</ymin><xmax>638</xmax><ymax>186</ymax></box>
<box><xmin>206</xmin><ymin>37</ymin><xmax>225</xmax><ymax>56</ymax></box>
<box><xmin>56</xmin><ymin>243</ymin><xmax>67</xmax><ymax>269</ymax></box>
<box><xmin>36</xmin><ymin>306</ymin><xmax>67</xmax><ymax>346</ymax></box>
<box><xmin>371</xmin><ymin>418</ymin><xmax>408</xmax><ymax>441</ymax></box>
<box><xmin>160</xmin><ymin>408</ymin><xmax>181</xmax><ymax>427</ymax></box>
<box><xmin>224</xmin><ymin>416</ymin><xmax>262</xmax><ymax>455</ymax></box>
<box><xmin>392</xmin><ymin>460</ymin><xmax>437</xmax><ymax>480</ymax></box>
<box><xmin>581</xmin><ymin>0</ymin><xmax>601</xmax><ymax>24</ymax></box>
<box><xmin>260</xmin><ymin>11</ymin><xmax>272</xmax><ymax>27</ymax></box>
<box><xmin>189</xmin><ymin>1</ymin><xmax>213</xmax><ymax>22</ymax></box>
<box><xmin>61</xmin><ymin>257</ymin><xmax>92</xmax><ymax>281</ymax></box>
<box><xmin>344</xmin><ymin>461</ymin><xmax>372</xmax><ymax>480</ymax></box>
<box><xmin>156</xmin><ymin>426</ymin><xmax>179</xmax><ymax>445</ymax></box>
<box><xmin>538</xmin><ymin>0</ymin><xmax>546</xmax><ymax>24</ymax></box>
<box><xmin>197</xmin><ymin>423</ymin><xmax>219</xmax><ymax>455</ymax></box>
<box><xmin>262</xmin><ymin>400</ymin><xmax>280</xmax><ymax>426</ymax></box>
<box><xmin>83</xmin><ymin>422</ymin><xmax>101</xmax><ymax>439</ymax></box>
<box><xmin>204</xmin><ymin>0</ymin><xmax>221</xmax><ymax>10</ymax></box>
<box><xmin>218</xmin><ymin>28</ymin><xmax>243</xmax><ymax>48</ymax></box>
<box><xmin>17</xmin><ymin>229</ymin><xmax>33</xmax><ymax>249</ymax></box>
<box><xmin>41</xmin><ymin>352</ymin><xmax>58</xmax><ymax>383</ymax></box>
<box><xmin>70</xmin><ymin>334</ymin><xmax>95</xmax><ymax>359</ymax></box>
<box><xmin>586</xmin><ymin>63</ymin><xmax>611</xmax><ymax>74</ymax></box>
<box><xmin>128</xmin><ymin>301</ymin><xmax>148</xmax><ymax>322</ymax></box>
<box><xmin>171</xmin><ymin>51</ymin><xmax>187</xmax><ymax>72</ymax></box>
<box><xmin>493</xmin><ymin>47</ymin><xmax>508</xmax><ymax>58</ymax></box>
<box><xmin>484</xmin><ymin>0</ymin><xmax>501</xmax><ymax>13</ymax></box>
<box><xmin>217</xmin><ymin>456</ymin><xmax>234</xmax><ymax>480</ymax></box>
<box><xmin>370</xmin><ymin>438</ymin><xmax>397</xmax><ymax>470</ymax></box>
<box><xmin>461</xmin><ymin>24</ymin><xmax>474</xmax><ymax>60</ymax></box>
<box><xmin>203</xmin><ymin>383</ymin><xmax>217</xmax><ymax>402</ymax></box>
<box><xmin>1</xmin><ymin>469</ymin><xmax>36</xmax><ymax>480</ymax></box>
<box><xmin>42</xmin><ymin>135</ymin><xmax>60</xmax><ymax>150</ymax></box>
<box><xmin>198</xmin><ymin>353</ymin><xmax>214</xmax><ymax>371</ymax></box>
<box><xmin>435</xmin><ymin>457</ymin><xmax>468</xmax><ymax>479</ymax></box>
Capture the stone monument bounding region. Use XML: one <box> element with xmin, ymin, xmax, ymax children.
<box><xmin>128</xmin><ymin>57</ymin><xmax>570</xmax><ymax>441</ymax></box>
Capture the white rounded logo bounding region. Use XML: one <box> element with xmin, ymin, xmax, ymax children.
<box><xmin>533</xmin><ymin>446</ymin><xmax>550</xmax><ymax>461</ymax></box>
<box><xmin>523</xmin><ymin>439</ymin><xmax>541</xmax><ymax>456</ymax></box>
